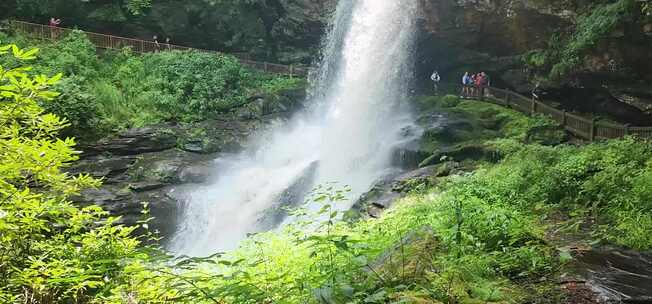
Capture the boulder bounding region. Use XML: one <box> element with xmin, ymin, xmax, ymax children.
<box><xmin>69</xmin><ymin>155</ymin><xmax>138</xmax><ymax>183</ymax></box>
<box><xmin>127</xmin><ymin>150</ymin><xmax>215</xmax><ymax>185</ymax></box>
<box><xmin>563</xmin><ymin>247</ymin><xmax>652</xmax><ymax>303</ymax></box>
<box><xmin>83</xmin><ymin>126</ymin><xmax>178</xmax><ymax>156</ymax></box>
<box><xmin>350</xmin><ymin>164</ymin><xmax>458</xmax><ymax>219</ymax></box>
<box><xmin>419</xmin><ymin>143</ymin><xmax>499</xmax><ymax>168</ymax></box>
<box><xmin>71</xmin><ymin>183</ymin><xmax>180</xmax><ymax>238</ymax></box>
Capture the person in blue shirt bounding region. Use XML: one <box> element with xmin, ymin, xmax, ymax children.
<box><xmin>461</xmin><ymin>72</ymin><xmax>472</xmax><ymax>98</ymax></box>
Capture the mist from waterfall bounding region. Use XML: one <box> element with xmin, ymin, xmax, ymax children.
<box><xmin>169</xmin><ymin>0</ymin><xmax>419</xmax><ymax>256</ymax></box>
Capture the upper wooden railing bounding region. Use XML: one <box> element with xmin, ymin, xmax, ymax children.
<box><xmin>9</xmin><ymin>20</ymin><xmax>310</xmax><ymax>77</ymax></box>
<box><xmin>485</xmin><ymin>87</ymin><xmax>652</xmax><ymax>141</ymax></box>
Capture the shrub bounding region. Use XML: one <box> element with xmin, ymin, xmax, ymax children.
<box><xmin>0</xmin><ymin>43</ymin><xmax>139</xmax><ymax>304</ymax></box>
<box><xmin>2</xmin><ymin>32</ymin><xmax>305</xmax><ymax>137</ymax></box>
<box><xmin>440</xmin><ymin>94</ymin><xmax>461</xmax><ymax>108</ymax></box>
<box><xmin>44</xmin><ymin>76</ymin><xmax>100</xmax><ymax>138</ymax></box>
<box><xmin>35</xmin><ymin>30</ymin><xmax>100</xmax><ymax>79</ymax></box>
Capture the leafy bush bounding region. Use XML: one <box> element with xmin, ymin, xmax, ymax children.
<box><xmin>440</xmin><ymin>94</ymin><xmax>461</xmax><ymax>107</ymax></box>
<box><xmin>0</xmin><ymin>32</ymin><xmax>305</xmax><ymax>138</ymax></box>
<box><xmin>34</xmin><ymin>31</ymin><xmax>100</xmax><ymax>79</ymax></box>
<box><xmin>144</xmin><ymin>51</ymin><xmax>254</xmax><ymax>119</ymax></box>
<box><xmin>44</xmin><ymin>76</ymin><xmax>100</xmax><ymax>138</ymax></box>
<box><xmin>490</xmin><ymin>137</ymin><xmax>652</xmax><ymax>249</ymax></box>
<box><xmin>0</xmin><ymin>43</ymin><xmax>139</xmax><ymax>304</ymax></box>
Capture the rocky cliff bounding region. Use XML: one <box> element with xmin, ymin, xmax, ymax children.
<box><xmin>415</xmin><ymin>0</ymin><xmax>652</xmax><ymax>125</ymax></box>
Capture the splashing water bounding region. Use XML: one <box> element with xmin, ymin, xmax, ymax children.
<box><xmin>169</xmin><ymin>0</ymin><xmax>419</xmax><ymax>256</ymax></box>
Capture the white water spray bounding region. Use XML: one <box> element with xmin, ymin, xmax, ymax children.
<box><xmin>169</xmin><ymin>0</ymin><xmax>418</xmax><ymax>256</ymax></box>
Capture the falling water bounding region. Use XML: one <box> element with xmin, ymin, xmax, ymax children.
<box><xmin>169</xmin><ymin>0</ymin><xmax>419</xmax><ymax>256</ymax></box>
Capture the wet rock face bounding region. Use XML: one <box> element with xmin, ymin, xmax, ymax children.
<box><xmin>415</xmin><ymin>0</ymin><xmax>570</xmax><ymax>83</ymax></box>
<box><xmin>70</xmin><ymin>145</ymin><xmax>217</xmax><ymax>237</ymax></box>
<box><xmin>82</xmin><ymin>126</ymin><xmax>178</xmax><ymax>156</ymax></box>
<box><xmin>563</xmin><ymin>247</ymin><xmax>652</xmax><ymax>303</ymax></box>
<box><xmin>415</xmin><ymin>0</ymin><xmax>652</xmax><ymax>122</ymax></box>
<box><xmin>69</xmin><ymin>89</ymin><xmax>307</xmax><ymax>238</ymax></box>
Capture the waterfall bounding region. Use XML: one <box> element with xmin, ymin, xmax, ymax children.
<box><xmin>169</xmin><ymin>0</ymin><xmax>418</xmax><ymax>256</ymax></box>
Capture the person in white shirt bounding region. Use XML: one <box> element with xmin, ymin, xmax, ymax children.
<box><xmin>431</xmin><ymin>70</ymin><xmax>441</xmax><ymax>95</ymax></box>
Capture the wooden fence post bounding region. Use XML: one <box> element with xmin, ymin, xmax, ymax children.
<box><xmin>561</xmin><ymin>110</ymin><xmax>567</xmax><ymax>126</ymax></box>
<box><xmin>531</xmin><ymin>98</ymin><xmax>537</xmax><ymax>116</ymax></box>
<box><xmin>264</xmin><ymin>62</ymin><xmax>269</xmax><ymax>72</ymax></box>
<box><xmin>589</xmin><ymin>118</ymin><xmax>597</xmax><ymax>142</ymax></box>
<box><xmin>624</xmin><ymin>124</ymin><xmax>630</xmax><ymax>136</ymax></box>
<box><xmin>289</xmin><ymin>65</ymin><xmax>294</xmax><ymax>78</ymax></box>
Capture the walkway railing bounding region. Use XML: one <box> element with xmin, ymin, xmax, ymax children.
<box><xmin>9</xmin><ymin>20</ymin><xmax>309</xmax><ymax>77</ymax></box>
<box><xmin>486</xmin><ymin>87</ymin><xmax>652</xmax><ymax>141</ymax></box>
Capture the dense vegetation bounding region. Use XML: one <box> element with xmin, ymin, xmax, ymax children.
<box><xmin>0</xmin><ymin>30</ymin><xmax>303</xmax><ymax>139</ymax></box>
<box><xmin>1</xmin><ymin>10</ymin><xmax>651</xmax><ymax>301</ymax></box>
<box><xmin>523</xmin><ymin>0</ymin><xmax>647</xmax><ymax>81</ymax></box>
<box><xmin>2</xmin><ymin>41</ymin><xmax>651</xmax><ymax>302</ymax></box>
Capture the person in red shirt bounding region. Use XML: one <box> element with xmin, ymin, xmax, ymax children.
<box><xmin>474</xmin><ymin>74</ymin><xmax>483</xmax><ymax>98</ymax></box>
<box><xmin>48</xmin><ymin>17</ymin><xmax>61</xmax><ymax>39</ymax></box>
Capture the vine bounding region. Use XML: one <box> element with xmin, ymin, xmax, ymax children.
<box><xmin>523</xmin><ymin>0</ymin><xmax>638</xmax><ymax>80</ymax></box>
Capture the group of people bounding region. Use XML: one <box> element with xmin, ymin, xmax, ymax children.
<box><xmin>153</xmin><ymin>35</ymin><xmax>173</xmax><ymax>52</ymax></box>
<box><xmin>461</xmin><ymin>71</ymin><xmax>490</xmax><ymax>98</ymax></box>
<box><xmin>429</xmin><ymin>70</ymin><xmax>491</xmax><ymax>98</ymax></box>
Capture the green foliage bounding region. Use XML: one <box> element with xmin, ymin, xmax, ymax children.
<box><xmin>0</xmin><ymin>43</ymin><xmax>132</xmax><ymax>303</ymax></box>
<box><xmin>43</xmin><ymin>76</ymin><xmax>100</xmax><ymax>137</ymax></box>
<box><xmin>524</xmin><ymin>0</ymin><xmax>638</xmax><ymax>80</ymax></box>
<box><xmin>490</xmin><ymin>137</ymin><xmax>652</xmax><ymax>249</ymax></box>
<box><xmin>1</xmin><ymin>31</ymin><xmax>304</xmax><ymax>138</ymax></box>
<box><xmin>440</xmin><ymin>94</ymin><xmax>461</xmax><ymax>108</ymax></box>
<box><xmin>144</xmin><ymin>51</ymin><xmax>254</xmax><ymax>119</ymax></box>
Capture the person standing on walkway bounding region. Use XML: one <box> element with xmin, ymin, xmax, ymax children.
<box><xmin>48</xmin><ymin>17</ymin><xmax>61</xmax><ymax>40</ymax></box>
<box><xmin>461</xmin><ymin>72</ymin><xmax>472</xmax><ymax>98</ymax></box>
<box><xmin>165</xmin><ymin>37</ymin><xmax>171</xmax><ymax>51</ymax></box>
<box><xmin>431</xmin><ymin>70</ymin><xmax>441</xmax><ymax>95</ymax></box>
<box><xmin>479</xmin><ymin>72</ymin><xmax>489</xmax><ymax>98</ymax></box>
<box><xmin>153</xmin><ymin>35</ymin><xmax>160</xmax><ymax>52</ymax></box>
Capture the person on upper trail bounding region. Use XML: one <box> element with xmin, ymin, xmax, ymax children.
<box><xmin>48</xmin><ymin>17</ymin><xmax>61</xmax><ymax>27</ymax></box>
<box><xmin>479</xmin><ymin>72</ymin><xmax>489</xmax><ymax>97</ymax></box>
<box><xmin>482</xmin><ymin>72</ymin><xmax>491</xmax><ymax>88</ymax></box>
<box><xmin>153</xmin><ymin>35</ymin><xmax>161</xmax><ymax>52</ymax></box>
<box><xmin>461</xmin><ymin>72</ymin><xmax>472</xmax><ymax>98</ymax></box>
<box><xmin>431</xmin><ymin>70</ymin><xmax>441</xmax><ymax>95</ymax></box>
<box><xmin>469</xmin><ymin>73</ymin><xmax>478</xmax><ymax>97</ymax></box>
<box><xmin>475</xmin><ymin>72</ymin><xmax>486</xmax><ymax>98</ymax></box>
<box><xmin>48</xmin><ymin>17</ymin><xmax>61</xmax><ymax>40</ymax></box>
<box><xmin>165</xmin><ymin>37</ymin><xmax>172</xmax><ymax>51</ymax></box>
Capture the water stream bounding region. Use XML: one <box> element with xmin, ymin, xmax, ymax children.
<box><xmin>169</xmin><ymin>0</ymin><xmax>418</xmax><ymax>256</ymax></box>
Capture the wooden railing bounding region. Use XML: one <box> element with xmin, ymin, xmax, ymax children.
<box><xmin>486</xmin><ymin>87</ymin><xmax>652</xmax><ymax>141</ymax></box>
<box><xmin>9</xmin><ymin>20</ymin><xmax>310</xmax><ymax>77</ymax></box>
